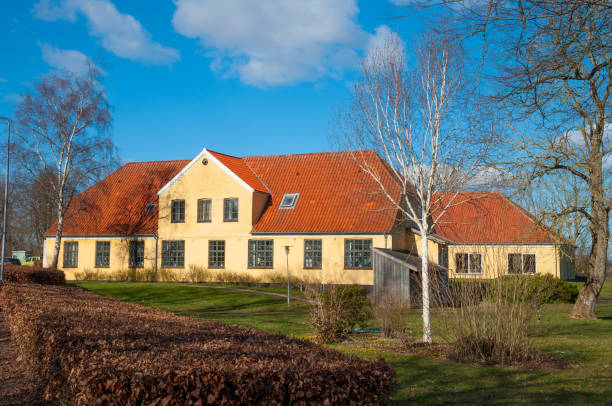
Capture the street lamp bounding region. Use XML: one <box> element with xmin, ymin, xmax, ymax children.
<box><xmin>0</xmin><ymin>116</ymin><xmax>10</xmax><ymax>281</ymax></box>
<box><xmin>283</xmin><ymin>245</ymin><xmax>292</xmax><ymax>306</ymax></box>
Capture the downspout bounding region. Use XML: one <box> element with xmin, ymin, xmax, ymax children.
<box><xmin>554</xmin><ymin>244</ymin><xmax>558</xmax><ymax>278</ymax></box>
<box><xmin>154</xmin><ymin>233</ymin><xmax>159</xmax><ymax>279</ymax></box>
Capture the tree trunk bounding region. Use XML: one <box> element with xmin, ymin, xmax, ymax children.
<box><xmin>50</xmin><ymin>206</ymin><xmax>63</xmax><ymax>269</ymax></box>
<box><xmin>421</xmin><ymin>233</ymin><xmax>432</xmax><ymax>343</ymax></box>
<box><xmin>570</xmin><ymin>150</ymin><xmax>609</xmax><ymax>319</ymax></box>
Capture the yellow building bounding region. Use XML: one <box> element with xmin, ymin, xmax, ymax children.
<box><xmin>43</xmin><ymin>149</ymin><xmax>575</xmax><ymax>282</ymax></box>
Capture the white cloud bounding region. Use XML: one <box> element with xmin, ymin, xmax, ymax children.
<box><xmin>41</xmin><ymin>44</ymin><xmax>97</xmax><ymax>76</ymax></box>
<box><xmin>33</xmin><ymin>0</ymin><xmax>179</xmax><ymax>65</ymax></box>
<box><xmin>564</xmin><ymin>123</ymin><xmax>612</xmax><ymax>169</ymax></box>
<box><xmin>171</xmin><ymin>0</ymin><xmax>374</xmax><ymax>87</ymax></box>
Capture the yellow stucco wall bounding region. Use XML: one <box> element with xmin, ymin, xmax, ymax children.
<box><xmin>43</xmin><ymin>237</ymin><xmax>156</xmax><ymax>280</ymax></box>
<box><xmin>447</xmin><ymin>244</ymin><xmax>574</xmax><ymax>280</ymax></box>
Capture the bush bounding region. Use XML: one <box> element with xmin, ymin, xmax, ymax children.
<box><xmin>374</xmin><ymin>291</ymin><xmax>413</xmax><ymax>345</ymax></box>
<box><xmin>0</xmin><ymin>284</ymin><xmax>395</xmax><ymax>405</ymax></box>
<box><xmin>305</xmin><ymin>285</ymin><xmax>373</xmax><ymax>344</ymax></box>
<box><xmin>3</xmin><ymin>265</ymin><xmax>65</xmax><ymax>285</ymax></box>
<box><xmin>339</xmin><ymin>285</ymin><xmax>373</xmax><ymax>330</ymax></box>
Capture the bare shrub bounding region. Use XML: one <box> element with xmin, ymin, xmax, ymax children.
<box><xmin>438</xmin><ymin>274</ymin><xmax>545</xmax><ymax>365</ymax></box>
<box><xmin>186</xmin><ymin>264</ymin><xmax>210</xmax><ymax>283</ymax></box>
<box><xmin>374</xmin><ymin>290</ymin><xmax>413</xmax><ymax>346</ymax></box>
<box><xmin>305</xmin><ymin>285</ymin><xmax>350</xmax><ymax>344</ymax></box>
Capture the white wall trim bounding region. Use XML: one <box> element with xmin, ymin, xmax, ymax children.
<box><xmin>156</xmin><ymin>148</ymin><xmax>255</xmax><ymax>196</ymax></box>
<box><xmin>157</xmin><ymin>148</ymin><xmax>206</xmax><ymax>196</ymax></box>
<box><xmin>205</xmin><ymin>150</ymin><xmax>255</xmax><ymax>193</ymax></box>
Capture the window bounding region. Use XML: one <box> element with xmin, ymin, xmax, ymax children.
<box><xmin>129</xmin><ymin>240</ymin><xmax>145</xmax><ymax>268</ymax></box>
<box><xmin>223</xmin><ymin>198</ymin><xmax>239</xmax><ymax>222</ymax></box>
<box><xmin>344</xmin><ymin>239</ymin><xmax>372</xmax><ymax>269</ymax></box>
<box><xmin>162</xmin><ymin>240</ymin><xmax>184</xmax><ymax>268</ymax></box>
<box><xmin>455</xmin><ymin>253</ymin><xmax>482</xmax><ymax>274</ymax></box>
<box><xmin>304</xmin><ymin>239</ymin><xmax>322</xmax><ymax>269</ymax></box>
<box><xmin>279</xmin><ymin>193</ymin><xmax>299</xmax><ymax>209</ymax></box>
<box><xmin>146</xmin><ymin>203</ymin><xmax>156</xmax><ymax>211</ymax></box>
<box><xmin>197</xmin><ymin>199</ymin><xmax>212</xmax><ymax>222</ymax></box>
<box><xmin>63</xmin><ymin>241</ymin><xmax>78</xmax><ymax>268</ymax></box>
<box><xmin>171</xmin><ymin>200</ymin><xmax>185</xmax><ymax>223</ymax></box>
<box><xmin>208</xmin><ymin>240</ymin><xmax>225</xmax><ymax>268</ymax></box>
<box><xmin>508</xmin><ymin>253</ymin><xmax>536</xmax><ymax>274</ymax></box>
<box><xmin>248</xmin><ymin>240</ymin><xmax>273</xmax><ymax>268</ymax></box>
<box><xmin>95</xmin><ymin>241</ymin><xmax>110</xmax><ymax>268</ymax></box>
<box><xmin>438</xmin><ymin>245</ymin><xmax>449</xmax><ymax>268</ymax></box>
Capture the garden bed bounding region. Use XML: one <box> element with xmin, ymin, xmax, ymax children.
<box><xmin>0</xmin><ymin>284</ymin><xmax>394</xmax><ymax>405</ymax></box>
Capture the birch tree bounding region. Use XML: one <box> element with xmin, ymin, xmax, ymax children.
<box><xmin>15</xmin><ymin>67</ymin><xmax>114</xmax><ymax>268</ymax></box>
<box><xmin>339</xmin><ymin>31</ymin><xmax>489</xmax><ymax>343</ymax></box>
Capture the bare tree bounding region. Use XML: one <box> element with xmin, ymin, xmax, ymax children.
<box><xmin>420</xmin><ymin>1</ymin><xmax>611</xmax><ymax>319</ymax></box>
<box><xmin>338</xmin><ymin>30</ymin><xmax>489</xmax><ymax>343</ymax></box>
<box><xmin>15</xmin><ymin>67</ymin><xmax>114</xmax><ymax>268</ymax></box>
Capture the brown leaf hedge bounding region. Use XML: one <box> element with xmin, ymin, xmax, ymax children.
<box><xmin>0</xmin><ymin>284</ymin><xmax>395</xmax><ymax>405</ymax></box>
<box><xmin>3</xmin><ymin>264</ymin><xmax>65</xmax><ymax>285</ymax></box>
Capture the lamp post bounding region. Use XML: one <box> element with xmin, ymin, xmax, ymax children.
<box><xmin>283</xmin><ymin>245</ymin><xmax>292</xmax><ymax>306</ymax></box>
<box><xmin>0</xmin><ymin>117</ymin><xmax>10</xmax><ymax>282</ymax></box>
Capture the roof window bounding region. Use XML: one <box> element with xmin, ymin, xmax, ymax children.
<box><xmin>279</xmin><ymin>193</ymin><xmax>299</xmax><ymax>209</ymax></box>
<box><xmin>146</xmin><ymin>203</ymin><xmax>157</xmax><ymax>211</ymax></box>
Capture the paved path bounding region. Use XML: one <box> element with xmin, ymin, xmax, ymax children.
<box><xmin>175</xmin><ymin>283</ymin><xmax>308</xmax><ymax>302</ymax></box>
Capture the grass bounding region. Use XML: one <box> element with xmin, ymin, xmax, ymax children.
<box><xmin>75</xmin><ymin>280</ymin><xmax>612</xmax><ymax>405</ymax></box>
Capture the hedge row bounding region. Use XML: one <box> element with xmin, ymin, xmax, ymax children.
<box><xmin>0</xmin><ymin>284</ymin><xmax>395</xmax><ymax>405</ymax></box>
<box><xmin>2</xmin><ymin>264</ymin><xmax>65</xmax><ymax>285</ymax></box>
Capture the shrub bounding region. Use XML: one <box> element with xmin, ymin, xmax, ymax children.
<box><xmin>186</xmin><ymin>264</ymin><xmax>210</xmax><ymax>283</ymax></box>
<box><xmin>440</xmin><ymin>275</ymin><xmax>541</xmax><ymax>365</ymax></box>
<box><xmin>338</xmin><ymin>285</ymin><xmax>373</xmax><ymax>330</ymax></box>
<box><xmin>0</xmin><ymin>284</ymin><xmax>394</xmax><ymax>405</ymax></box>
<box><xmin>305</xmin><ymin>285</ymin><xmax>374</xmax><ymax>344</ymax></box>
<box><xmin>374</xmin><ymin>290</ymin><xmax>413</xmax><ymax>345</ymax></box>
<box><xmin>497</xmin><ymin>274</ymin><xmax>578</xmax><ymax>304</ymax></box>
<box><xmin>3</xmin><ymin>265</ymin><xmax>65</xmax><ymax>285</ymax></box>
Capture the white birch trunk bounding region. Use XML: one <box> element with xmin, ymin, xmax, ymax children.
<box><xmin>421</xmin><ymin>231</ymin><xmax>432</xmax><ymax>343</ymax></box>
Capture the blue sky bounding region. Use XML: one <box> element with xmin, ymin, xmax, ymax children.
<box><xmin>0</xmin><ymin>0</ymin><xmax>422</xmax><ymax>163</ymax></box>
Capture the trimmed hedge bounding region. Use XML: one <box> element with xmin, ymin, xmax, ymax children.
<box><xmin>3</xmin><ymin>264</ymin><xmax>65</xmax><ymax>285</ymax></box>
<box><xmin>0</xmin><ymin>284</ymin><xmax>395</xmax><ymax>405</ymax></box>
<box><xmin>449</xmin><ymin>274</ymin><xmax>579</xmax><ymax>305</ymax></box>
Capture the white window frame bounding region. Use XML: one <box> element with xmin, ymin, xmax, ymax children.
<box><xmin>508</xmin><ymin>253</ymin><xmax>537</xmax><ymax>274</ymax></box>
<box><xmin>279</xmin><ymin>193</ymin><xmax>299</xmax><ymax>209</ymax></box>
<box><xmin>455</xmin><ymin>252</ymin><xmax>482</xmax><ymax>275</ymax></box>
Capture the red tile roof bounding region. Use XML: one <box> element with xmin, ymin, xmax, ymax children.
<box><xmin>45</xmin><ymin>160</ymin><xmax>189</xmax><ymax>236</ymax></box>
<box><xmin>207</xmin><ymin>150</ymin><xmax>268</xmax><ymax>193</ymax></box>
<box><xmin>431</xmin><ymin>191</ymin><xmax>573</xmax><ymax>245</ymax></box>
<box><xmin>245</xmin><ymin>150</ymin><xmax>400</xmax><ymax>233</ymax></box>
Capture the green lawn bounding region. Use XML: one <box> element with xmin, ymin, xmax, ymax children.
<box><xmin>75</xmin><ymin>281</ymin><xmax>612</xmax><ymax>405</ymax></box>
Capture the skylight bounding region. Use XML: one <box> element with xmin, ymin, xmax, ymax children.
<box><xmin>146</xmin><ymin>204</ymin><xmax>157</xmax><ymax>211</ymax></box>
<box><xmin>279</xmin><ymin>193</ymin><xmax>299</xmax><ymax>209</ymax></box>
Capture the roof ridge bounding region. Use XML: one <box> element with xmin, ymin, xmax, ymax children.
<box><xmin>243</xmin><ymin>149</ymin><xmax>374</xmax><ymax>160</ymax></box>
<box><xmin>123</xmin><ymin>159</ymin><xmax>191</xmax><ymax>165</ymax></box>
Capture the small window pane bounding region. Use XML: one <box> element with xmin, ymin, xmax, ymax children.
<box><xmin>95</xmin><ymin>241</ymin><xmax>110</xmax><ymax>268</ymax></box>
<box><xmin>248</xmin><ymin>240</ymin><xmax>273</xmax><ymax>268</ymax></box>
<box><xmin>344</xmin><ymin>239</ymin><xmax>372</xmax><ymax>269</ymax></box>
<box><xmin>224</xmin><ymin>198</ymin><xmax>239</xmax><ymax>222</ymax></box>
<box><xmin>129</xmin><ymin>240</ymin><xmax>145</xmax><ymax>268</ymax></box>
<box><xmin>455</xmin><ymin>253</ymin><xmax>469</xmax><ymax>274</ymax></box>
<box><xmin>469</xmin><ymin>253</ymin><xmax>482</xmax><ymax>274</ymax></box>
<box><xmin>304</xmin><ymin>239</ymin><xmax>322</xmax><ymax>268</ymax></box>
<box><xmin>508</xmin><ymin>253</ymin><xmax>522</xmax><ymax>274</ymax></box>
<box><xmin>63</xmin><ymin>241</ymin><xmax>78</xmax><ymax>268</ymax></box>
<box><xmin>198</xmin><ymin>199</ymin><xmax>212</xmax><ymax>222</ymax></box>
<box><xmin>209</xmin><ymin>240</ymin><xmax>225</xmax><ymax>268</ymax></box>
<box><xmin>523</xmin><ymin>254</ymin><xmax>536</xmax><ymax>273</ymax></box>
<box><xmin>162</xmin><ymin>240</ymin><xmax>185</xmax><ymax>268</ymax></box>
<box><xmin>171</xmin><ymin>200</ymin><xmax>185</xmax><ymax>223</ymax></box>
